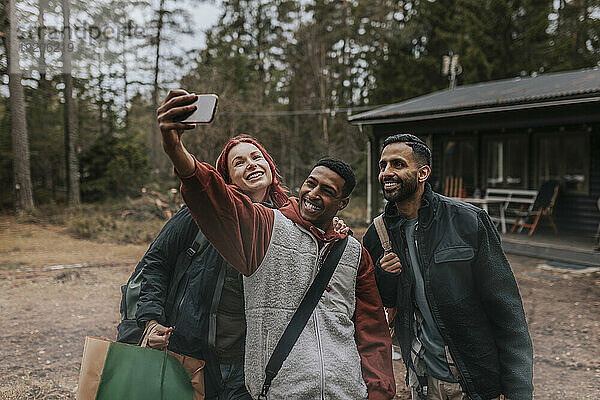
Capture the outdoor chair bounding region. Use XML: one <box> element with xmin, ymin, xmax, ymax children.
<box><xmin>444</xmin><ymin>176</ymin><xmax>465</xmax><ymax>198</ymax></box>
<box><xmin>511</xmin><ymin>181</ymin><xmax>559</xmax><ymax>237</ymax></box>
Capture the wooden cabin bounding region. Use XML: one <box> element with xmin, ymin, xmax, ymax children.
<box><xmin>349</xmin><ymin>68</ymin><xmax>600</xmax><ymax>239</ymax></box>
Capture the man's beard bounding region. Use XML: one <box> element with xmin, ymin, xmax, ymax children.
<box><xmin>381</xmin><ymin>171</ymin><xmax>418</xmax><ymax>203</ymax></box>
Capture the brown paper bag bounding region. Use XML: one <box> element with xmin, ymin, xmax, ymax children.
<box><xmin>76</xmin><ymin>336</ymin><xmax>205</xmax><ymax>400</ymax></box>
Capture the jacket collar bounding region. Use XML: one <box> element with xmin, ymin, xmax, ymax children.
<box><xmin>382</xmin><ymin>183</ymin><xmax>437</xmax><ymax>229</ymax></box>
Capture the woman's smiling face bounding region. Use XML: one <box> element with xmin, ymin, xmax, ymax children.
<box><xmin>227</xmin><ymin>142</ymin><xmax>273</xmax><ymax>202</ymax></box>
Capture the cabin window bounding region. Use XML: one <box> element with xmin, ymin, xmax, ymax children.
<box><xmin>537</xmin><ymin>132</ymin><xmax>589</xmax><ymax>195</ymax></box>
<box><xmin>442</xmin><ymin>138</ymin><xmax>476</xmax><ymax>195</ymax></box>
<box><xmin>483</xmin><ymin>135</ymin><xmax>527</xmax><ymax>189</ymax></box>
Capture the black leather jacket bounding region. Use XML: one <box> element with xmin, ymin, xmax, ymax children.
<box><xmin>363</xmin><ymin>184</ymin><xmax>533</xmax><ymax>400</ymax></box>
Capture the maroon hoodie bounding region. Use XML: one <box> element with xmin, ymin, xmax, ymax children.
<box><xmin>179</xmin><ymin>157</ymin><xmax>395</xmax><ymax>400</ymax></box>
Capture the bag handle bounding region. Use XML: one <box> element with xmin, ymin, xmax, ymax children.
<box><xmin>258</xmin><ymin>236</ymin><xmax>349</xmax><ymax>399</ymax></box>
<box><xmin>138</xmin><ymin>320</ymin><xmax>158</xmax><ymax>347</ymax></box>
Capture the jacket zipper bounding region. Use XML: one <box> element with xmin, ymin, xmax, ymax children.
<box><xmin>314</xmin><ymin>312</ymin><xmax>325</xmax><ymax>400</ymax></box>
<box><xmin>296</xmin><ymin>226</ymin><xmax>329</xmax><ymax>400</ymax></box>
<box><xmin>415</xmin><ymin>221</ymin><xmax>471</xmax><ymax>395</ymax></box>
<box><xmin>314</xmin><ymin>244</ymin><xmax>328</xmax><ymax>400</ymax></box>
<box><xmin>172</xmin><ymin>275</ymin><xmax>190</xmax><ymax>326</ymax></box>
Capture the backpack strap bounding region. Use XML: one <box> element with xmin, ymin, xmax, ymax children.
<box><xmin>373</xmin><ymin>214</ymin><xmax>392</xmax><ymax>254</ymax></box>
<box><xmin>258</xmin><ymin>236</ymin><xmax>349</xmax><ymax>399</ymax></box>
<box><xmin>164</xmin><ymin>229</ymin><xmax>210</xmax><ymax>312</ymax></box>
<box><xmin>208</xmin><ymin>259</ymin><xmax>227</xmax><ymax>350</ymax></box>
<box><xmin>373</xmin><ymin>214</ymin><xmax>399</xmax><ymax>331</ymax></box>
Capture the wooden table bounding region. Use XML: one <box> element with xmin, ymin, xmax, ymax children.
<box><xmin>460</xmin><ymin>197</ymin><xmax>507</xmax><ymax>233</ymax></box>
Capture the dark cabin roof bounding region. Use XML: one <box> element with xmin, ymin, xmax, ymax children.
<box><xmin>349</xmin><ymin>68</ymin><xmax>600</xmax><ymax>124</ymax></box>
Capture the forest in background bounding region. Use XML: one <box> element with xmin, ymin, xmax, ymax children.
<box><xmin>1</xmin><ymin>0</ymin><xmax>599</xmax><ymax>214</ymax></box>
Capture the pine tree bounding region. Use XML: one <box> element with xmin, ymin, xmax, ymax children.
<box><xmin>6</xmin><ymin>0</ymin><xmax>35</xmax><ymax>211</ymax></box>
<box><xmin>550</xmin><ymin>0</ymin><xmax>600</xmax><ymax>71</ymax></box>
<box><xmin>62</xmin><ymin>0</ymin><xmax>80</xmax><ymax>205</ymax></box>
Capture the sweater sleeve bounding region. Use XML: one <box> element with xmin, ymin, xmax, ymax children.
<box><xmin>354</xmin><ymin>246</ymin><xmax>396</xmax><ymax>400</ymax></box>
<box><xmin>474</xmin><ymin>210</ymin><xmax>534</xmax><ymax>400</ymax></box>
<box><xmin>178</xmin><ymin>156</ymin><xmax>274</xmax><ymax>276</ymax></box>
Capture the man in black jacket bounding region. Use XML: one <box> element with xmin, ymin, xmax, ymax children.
<box><xmin>133</xmin><ymin>205</ymin><xmax>251</xmax><ymax>400</ymax></box>
<box><xmin>363</xmin><ymin>134</ymin><xmax>533</xmax><ymax>400</ymax></box>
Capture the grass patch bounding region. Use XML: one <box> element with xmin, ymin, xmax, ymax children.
<box><xmin>13</xmin><ymin>197</ymin><xmax>172</xmax><ymax>245</ymax></box>
<box><xmin>67</xmin><ymin>214</ymin><xmax>163</xmax><ymax>244</ymax></box>
<box><xmin>0</xmin><ymin>261</ymin><xmax>28</xmax><ymax>270</ymax></box>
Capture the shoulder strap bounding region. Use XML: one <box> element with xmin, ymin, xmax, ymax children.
<box><xmin>187</xmin><ymin>229</ymin><xmax>210</xmax><ymax>258</ymax></box>
<box><xmin>258</xmin><ymin>236</ymin><xmax>349</xmax><ymax>399</ymax></box>
<box><xmin>373</xmin><ymin>214</ymin><xmax>392</xmax><ymax>254</ymax></box>
<box><xmin>208</xmin><ymin>259</ymin><xmax>227</xmax><ymax>350</ymax></box>
<box><xmin>164</xmin><ymin>229</ymin><xmax>210</xmax><ymax>311</ymax></box>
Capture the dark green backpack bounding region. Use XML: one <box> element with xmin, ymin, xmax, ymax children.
<box><xmin>116</xmin><ymin>230</ymin><xmax>209</xmax><ymax>344</ymax></box>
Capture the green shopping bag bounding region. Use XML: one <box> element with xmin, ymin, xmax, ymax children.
<box><xmin>77</xmin><ymin>336</ymin><xmax>205</xmax><ymax>400</ymax></box>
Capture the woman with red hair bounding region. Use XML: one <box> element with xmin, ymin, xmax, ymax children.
<box><xmin>215</xmin><ymin>135</ymin><xmax>289</xmax><ymax>209</ymax></box>
<box><xmin>127</xmin><ymin>135</ymin><xmax>288</xmax><ymax>400</ymax></box>
<box><xmin>125</xmin><ymin>135</ymin><xmax>345</xmax><ymax>400</ymax></box>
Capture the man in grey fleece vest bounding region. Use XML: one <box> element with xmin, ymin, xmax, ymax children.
<box><xmin>156</xmin><ymin>91</ymin><xmax>395</xmax><ymax>400</ymax></box>
<box><xmin>178</xmin><ymin>156</ymin><xmax>396</xmax><ymax>400</ymax></box>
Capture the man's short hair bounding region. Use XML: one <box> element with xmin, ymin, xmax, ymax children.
<box><xmin>383</xmin><ymin>133</ymin><xmax>432</xmax><ymax>167</ymax></box>
<box><xmin>314</xmin><ymin>157</ymin><xmax>356</xmax><ymax>197</ymax></box>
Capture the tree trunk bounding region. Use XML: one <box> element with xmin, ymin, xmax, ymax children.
<box><xmin>62</xmin><ymin>0</ymin><xmax>80</xmax><ymax>205</ymax></box>
<box><xmin>38</xmin><ymin>0</ymin><xmax>47</xmax><ymax>81</ymax></box>
<box><xmin>8</xmin><ymin>0</ymin><xmax>35</xmax><ymax>211</ymax></box>
<box><xmin>122</xmin><ymin>33</ymin><xmax>129</xmax><ymax>129</ymax></box>
<box><xmin>151</xmin><ymin>0</ymin><xmax>166</xmax><ymax>172</ymax></box>
<box><xmin>319</xmin><ymin>39</ymin><xmax>329</xmax><ymax>152</ymax></box>
<box><xmin>38</xmin><ymin>0</ymin><xmax>53</xmax><ymax>194</ymax></box>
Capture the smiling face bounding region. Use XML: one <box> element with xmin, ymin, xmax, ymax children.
<box><xmin>378</xmin><ymin>142</ymin><xmax>429</xmax><ymax>204</ymax></box>
<box><xmin>227</xmin><ymin>142</ymin><xmax>273</xmax><ymax>202</ymax></box>
<box><xmin>298</xmin><ymin>166</ymin><xmax>349</xmax><ymax>231</ymax></box>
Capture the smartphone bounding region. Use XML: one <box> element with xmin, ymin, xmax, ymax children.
<box><xmin>180</xmin><ymin>93</ymin><xmax>218</xmax><ymax>124</ymax></box>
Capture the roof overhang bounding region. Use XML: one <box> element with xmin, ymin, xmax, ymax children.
<box><xmin>349</xmin><ymin>68</ymin><xmax>600</xmax><ymax>133</ymax></box>
<box><xmin>349</xmin><ymin>95</ymin><xmax>600</xmax><ymax>126</ymax></box>
<box><xmin>352</xmin><ymin>98</ymin><xmax>600</xmax><ymax>137</ymax></box>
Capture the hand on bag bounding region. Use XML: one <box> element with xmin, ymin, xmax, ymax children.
<box><xmin>333</xmin><ymin>216</ymin><xmax>349</xmax><ymax>235</ymax></box>
<box><xmin>380</xmin><ymin>252</ymin><xmax>402</xmax><ymax>274</ymax></box>
<box><xmin>146</xmin><ymin>321</ymin><xmax>174</xmax><ymax>350</ymax></box>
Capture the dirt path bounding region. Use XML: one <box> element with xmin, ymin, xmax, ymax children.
<box><xmin>0</xmin><ymin>217</ymin><xmax>599</xmax><ymax>399</ymax></box>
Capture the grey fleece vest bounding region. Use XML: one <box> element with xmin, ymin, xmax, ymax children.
<box><xmin>243</xmin><ymin>210</ymin><xmax>368</xmax><ymax>400</ymax></box>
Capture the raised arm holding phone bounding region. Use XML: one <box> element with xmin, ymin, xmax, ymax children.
<box><xmin>156</xmin><ymin>90</ymin><xmax>396</xmax><ymax>400</ymax></box>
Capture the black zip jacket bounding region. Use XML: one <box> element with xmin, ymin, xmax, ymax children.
<box><xmin>363</xmin><ymin>184</ymin><xmax>533</xmax><ymax>400</ymax></box>
<box><xmin>135</xmin><ymin>205</ymin><xmax>244</xmax><ymax>399</ymax></box>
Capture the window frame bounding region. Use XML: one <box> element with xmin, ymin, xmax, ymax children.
<box><xmin>534</xmin><ymin>130</ymin><xmax>590</xmax><ymax>196</ymax></box>
<box><xmin>440</xmin><ymin>135</ymin><xmax>478</xmax><ymax>191</ymax></box>
<box><xmin>481</xmin><ymin>133</ymin><xmax>529</xmax><ymax>190</ymax></box>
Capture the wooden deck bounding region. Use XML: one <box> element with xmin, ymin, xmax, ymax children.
<box><xmin>501</xmin><ymin>230</ymin><xmax>600</xmax><ymax>266</ymax></box>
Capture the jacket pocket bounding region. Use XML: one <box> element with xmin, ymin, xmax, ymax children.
<box><xmin>434</xmin><ymin>246</ymin><xmax>474</xmax><ymax>263</ymax></box>
<box><xmin>432</xmin><ymin>246</ymin><xmax>475</xmax><ymax>303</ymax></box>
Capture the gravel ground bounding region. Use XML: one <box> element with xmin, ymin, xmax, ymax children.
<box><xmin>0</xmin><ymin>217</ymin><xmax>598</xmax><ymax>399</ymax></box>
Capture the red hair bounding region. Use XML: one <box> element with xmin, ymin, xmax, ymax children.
<box><xmin>215</xmin><ymin>135</ymin><xmax>289</xmax><ymax>208</ymax></box>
